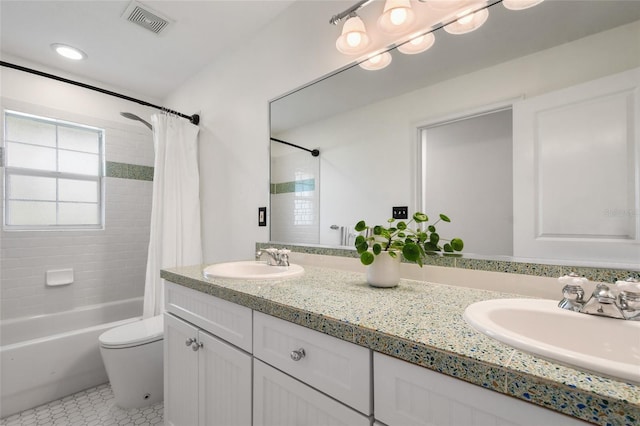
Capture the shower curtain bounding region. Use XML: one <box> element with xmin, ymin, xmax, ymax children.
<box><xmin>143</xmin><ymin>113</ymin><xmax>202</xmax><ymax>318</ymax></box>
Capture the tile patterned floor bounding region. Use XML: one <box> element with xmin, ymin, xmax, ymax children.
<box><xmin>0</xmin><ymin>384</ymin><xmax>163</xmax><ymax>426</ymax></box>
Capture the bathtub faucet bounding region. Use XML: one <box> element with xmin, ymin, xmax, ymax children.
<box><xmin>256</xmin><ymin>248</ymin><xmax>290</xmax><ymax>267</ymax></box>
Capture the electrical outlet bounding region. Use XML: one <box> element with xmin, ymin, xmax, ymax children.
<box><xmin>392</xmin><ymin>206</ymin><xmax>408</xmax><ymax>219</ymax></box>
<box><xmin>258</xmin><ymin>207</ymin><xmax>267</xmax><ymax>226</ymax></box>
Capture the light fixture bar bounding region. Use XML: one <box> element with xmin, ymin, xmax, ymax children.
<box><xmin>329</xmin><ymin>0</ymin><xmax>376</xmax><ymax>25</ymax></box>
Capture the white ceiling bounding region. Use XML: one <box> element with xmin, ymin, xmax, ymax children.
<box><xmin>0</xmin><ymin>0</ymin><xmax>296</xmax><ymax>101</ymax></box>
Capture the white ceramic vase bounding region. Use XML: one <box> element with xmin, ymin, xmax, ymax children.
<box><xmin>366</xmin><ymin>251</ymin><xmax>401</xmax><ymax>288</ymax></box>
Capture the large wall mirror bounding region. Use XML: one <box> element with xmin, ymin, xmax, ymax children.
<box><xmin>270</xmin><ymin>0</ymin><xmax>640</xmax><ymax>269</ymax></box>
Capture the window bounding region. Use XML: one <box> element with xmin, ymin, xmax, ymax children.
<box><xmin>3</xmin><ymin>110</ymin><xmax>104</xmax><ymax>229</ymax></box>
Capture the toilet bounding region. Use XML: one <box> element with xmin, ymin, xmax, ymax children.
<box><xmin>99</xmin><ymin>315</ymin><xmax>164</xmax><ymax>409</ymax></box>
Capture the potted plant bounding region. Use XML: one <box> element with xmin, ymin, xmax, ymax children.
<box><xmin>354</xmin><ymin>212</ymin><xmax>463</xmax><ymax>287</ymax></box>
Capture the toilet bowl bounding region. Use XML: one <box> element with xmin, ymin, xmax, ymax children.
<box><xmin>99</xmin><ymin>315</ymin><xmax>164</xmax><ymax>409</ymax></box>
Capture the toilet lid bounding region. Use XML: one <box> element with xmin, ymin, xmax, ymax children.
<box><xmin>99</xmin><ymin>315</ymin><xmax>163</xmax><ymax>348</ymax></box>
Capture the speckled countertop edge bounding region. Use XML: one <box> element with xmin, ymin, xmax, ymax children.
<box><xmin>161</xmin><ymin>264</ymin><xmax>639</xmax><ymax>426</ymax></box>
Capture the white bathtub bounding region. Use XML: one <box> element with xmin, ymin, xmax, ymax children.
<box><xmin>0</xmin><ymin>297</ymin><xmax>143</xmax><ymax>418</ymax></box>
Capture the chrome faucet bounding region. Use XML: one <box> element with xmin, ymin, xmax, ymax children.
<box><xmin>558</xmin><ymin>274</ymin><xmax>640</xmax><ymax>320</ymax></box>
<box><xmin>255</xmin><ymin>248</ymin><xmax>290</xmax><ymax>266</ymax></box>
<box><xmin>558</xmin><ymin>272</ymin><xmax>587</xmax><ymax>312</ymax></box>
<box><xmin>580</xmin><ymin>282</ymin><xmax>625</xmax><ymax>319</ymax></box>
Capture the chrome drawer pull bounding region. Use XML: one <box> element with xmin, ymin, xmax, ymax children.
<box><xmin>192</xmin><ymin>341</ymin><xmax>204</xmax><ymax>351</ymax></box>
<box><xmin>185</xmin><ymin>337</ymin><xmax>196</xmax><ymax>346</ymax></box>
<box><xmin>290</xmin><ymin>348</ymin><xmax>306</xmax><ymax>361</ymax></box>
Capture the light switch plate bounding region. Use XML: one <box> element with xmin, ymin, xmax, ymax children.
<box><xmin>393</xmin><ymin>206</ymin><xmax>408</xmax><ymax>219</ymax></box>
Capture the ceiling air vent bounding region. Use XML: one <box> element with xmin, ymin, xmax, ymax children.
<box><xmin>122</xmin><ymin>1</ymin><xmax>172</xmax><ymax>35</ymax></box>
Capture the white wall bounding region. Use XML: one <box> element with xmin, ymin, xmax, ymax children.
<box><xmin>0</xmin><ymin>64</ymin><xmax>155</xmax><ymax>320</ymax></box>
<box><xmin>163</xmin><ymin>1</ymin><xmax>354</xmax><ymax>263</ymax></box>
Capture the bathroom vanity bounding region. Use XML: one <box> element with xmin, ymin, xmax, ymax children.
<box><xmin>161</xmin><ymin>264</ymin><xmax>639</xmax><ymax>426</ymax></box>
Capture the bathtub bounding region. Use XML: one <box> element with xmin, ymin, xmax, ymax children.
<box><xmin>0</xmin><ymin>297</ymin><xmax>143</xmax><ymax>418</ymax></box>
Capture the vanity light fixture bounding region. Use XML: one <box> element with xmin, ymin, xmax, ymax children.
<box><xmin>443</xmin><ymin>6</ymin><xmax>489</xmax><ymax>34</ymax></box>
<box><xmin>397</xmin><ymin>31</ymin><xmax>435</xmax><ymax>54</ymax></box>
<box><xmin>331</xmin><ymin>0</ymin><xmax>544</xmax><ymax>69</ymax></box>
<box><xmin>502</xmin><ymin>0</ymin><xmax>544</xmax><ymax>10</ymax></box>
<box><xmin>378</xmin><ymin>0</ymin><xmax>416</xmax><ymax>34</ymax></box>
<box><xmin>359</xmin><ymin>51</ymin><xmax>392</xmax><ymax>70</ymax></box>
<box><xmin>50</xmin><ymin>43</ymin><xmax>87</xmax><ymax>60</ymax></box>
<box><xmin>335</xmin><ymin>14</ymin><xmax>371</xmax><ymax>55</ymax></box>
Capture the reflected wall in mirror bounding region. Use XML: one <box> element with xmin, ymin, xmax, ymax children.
<box><xmin>270</xmin><ymin>0</ymin><xmax>640</xmax><ymax>268</ymax></box>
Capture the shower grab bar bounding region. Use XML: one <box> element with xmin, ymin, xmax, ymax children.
<box><xmin>1</xmin><ymin>61</ymin><xmax>200</xmax><ymax>126</ymax></box>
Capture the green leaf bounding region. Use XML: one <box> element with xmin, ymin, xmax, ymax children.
<box><xmin>413</xmin><ymin>212</ymin><xmax>428</xmax><ymax>222</ymax></box>
<box><xmin>402</xmin><ymin>243</ymin><xmax>421</xmax><ymax>262</ymax></box>
<box><xmin>439</xmin><ymin>214</ymin><xmax>451</xmax><ymax>222</ymax></box>
<box><xmin>443</xmin><ymin>243</ymin><xmax>453</xmax><ymax>253</ymax></box>
<box><xmin>388</xmin><ymin>251</ymin><xmax>398</xmax><ymax>258</ymax></box>
<box><xmin>429</xmin><ymin>232</ymin><xmax>440</xmax><ymax>245</ymax></box>
<box><xmin>355</xmin><ymin>220</ymin><xmax>367</xmax><ymax>232</ymax></box>
<box><xmin>451</xmin><ymin>238</ymin><xmax>464</xmax><ymax>251</ymax></box>
<box><xmin>424</xmin><ymin>242</ymin><xmax>440</xmax><ymax>252</ymax></box>
<box><xmin>373</xmin><ymin>225</ymin><xmax>383</xmax><ymax>235</ymax></box>
<box><xmin>387</xmin><ymin>218</ymin><xmax>396</xmax><ymax>223</ymax></box>
<box><xmin>372</xmin><ymin>243</ymin><xmax>382</xmax><ymax>255</ymax></box>
<box><xmin>360</xmin><ymin>251</ymin><xmax>374</xmax><ymax>265</ymax></box>
<box><xmin>356</xmin><ymin>240</ymin><xmax>369</xmax><ymax>254</ymax></box>
<box><xmin>397</xmin><ymin>221</ymin><xmax>407</xmax><ymax>230</ymax></box>
<box><xmin>355</xmin><ymin>235</ymin><xmax>365</xmax><ymax>245</ymax></box>
<box><xmin>428</xmin><ymin>225</ymin><xmax>436</xmax><ymax>232</ymax></box>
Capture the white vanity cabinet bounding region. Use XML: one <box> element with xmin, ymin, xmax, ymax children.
<box><xmin>164</xmin><ymin>283</ymin><xmax>252</xmax><ymax>426</ymax></box>
<box><xmin>253</xmin><ymin>311</ymin><xmax>371</xmax><ymax>426</ymax></box>
<box><xmin>374</xmin><ymin>353</ymin><xmax>589</xmax><ymax>426</ymax></box>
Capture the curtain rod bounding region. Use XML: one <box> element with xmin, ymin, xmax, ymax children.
<box><xmin>271</xmin><ymin>137</ymin><xmax>319</xmax><ymax>157</ymax></box>
<box><xmin>0</xmin><ymin>61</ymin><xmax>200</xmax><ymax>125</ymax></box>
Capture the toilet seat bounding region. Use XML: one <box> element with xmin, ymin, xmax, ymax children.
<box><xmin>99</xmin><ymin>315</ymin><xmax>163</xmax><ymax>349</ymax></box>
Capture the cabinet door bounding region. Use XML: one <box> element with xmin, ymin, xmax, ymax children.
<box><xmin>164</xmin><ymin>313</ymin><xmax>199</xmax><ymax>426</ymax></box>
<box><xmin>253</xmin><ymin>359</ymin><xmax>370</xmax><ymax>426</ymax></box>
<box><xmin>198</xmin><ymin>330</ymin><xmax>251</xmax><ymax>426</ymax></box>
<box><xmin>254</xmin><ymin>311</ymin><xmax>371</xmax><ymax>414</ymax></box>
<box><xmin>374</xmin><ymin>353</ymin><xmax>588</xmax><ymax>426</ymax></box>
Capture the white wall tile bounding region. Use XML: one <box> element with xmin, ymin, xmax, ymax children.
<box><xmin>1</xmin><ymin>99</ymin><xmax>154</xmax><ymax>320</ymax></box>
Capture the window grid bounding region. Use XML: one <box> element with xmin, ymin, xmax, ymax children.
<box><xmin>3</xmin><ymin>110</ymin><xmax>105</xmax><ymax>230</ymax></box>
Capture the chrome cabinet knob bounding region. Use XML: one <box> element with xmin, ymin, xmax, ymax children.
<box><xmin>290</xmin><ymin>348</ymin><xmax>306</xmax><ymax>361</ymax></box>
<box><xmin>185</xmin><ymin>337</ymin><xmax>196</xmax><ymax>346</ymax></box>
<box><xmin>192</xmin><ymin>341</ymin><xmax>203</xmax><ymax>351</ymax></box>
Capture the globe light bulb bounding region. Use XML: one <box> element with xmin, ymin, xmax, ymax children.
<box><xmin>378</xmin><ymin>0</ymin><xmax>415</xmax><ymax>34</ymax></box>
<box><xmin>336</xmin><ymin>15</ymin><xmax>370</xmax><ymax>55</ymax></box>
<box><xmin>410</xmin><ymin>35</ymin><xmax>425</xmax><ymax>45</ymax></box>
<box><xmin>346</xmin><ymin>31</ymin><xmax>362</xmax><ymax>47</ymax></box>
<box><xmin>457</xmin><ymin>9</ymin><xmax>474</xmax><ymax>25</ymax></box>
<box><xmin>390</xmin><ymin>7</ymin><xmax>408</xmax><ymax>26</ymax></box>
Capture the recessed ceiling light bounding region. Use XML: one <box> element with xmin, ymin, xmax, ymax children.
<box><xmin>50</xmin><ymin>43</ymin><xmax>87</xmax><ymax>60</ymax></box>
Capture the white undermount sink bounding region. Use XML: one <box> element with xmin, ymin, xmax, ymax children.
<box><xmin>463</xmin><ymin>298</ymin><xmax>640</xmax><ymax>385</ymax></box>
<box><xmin>203</xmin><ymin>261</ymin><xmax>304</xmax><ymax>280</ymax></box>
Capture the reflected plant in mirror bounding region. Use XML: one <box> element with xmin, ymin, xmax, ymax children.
<box><xmin>354</xmin><ymin>212</ymin><xmax>463</xmax><ymax>266</ymax></box>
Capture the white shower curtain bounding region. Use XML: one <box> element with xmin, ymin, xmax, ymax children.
<box><xmin>143</xmin><ymin>113</ymin><xmax>202</xmax><ymax>318</ymax></box>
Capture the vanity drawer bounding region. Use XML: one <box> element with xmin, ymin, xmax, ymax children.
<box><xmin>253</xmin><ymin>311</ymin><xmax>371</xmax><ymax>414</ymax></box>
<box><xmin>165</xmin><ymin>282</ymin><xmax>252</xmax><ymax>352</ymax></box>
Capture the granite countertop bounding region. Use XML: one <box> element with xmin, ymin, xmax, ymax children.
<box><xmin>161</xmin><ymin>264</ymin><xmax>639</xmax><ymax>426</ymax></box>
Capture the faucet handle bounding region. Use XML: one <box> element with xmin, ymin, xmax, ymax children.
<box><xmin>616</xmin><ymin>278</ymin><xmax>640</xmax><ymax>320</ymax></box>
<box><xmin>558</xmin><ymin>273</ymin><xmax>587</xmax><ymax>311</ymax></box>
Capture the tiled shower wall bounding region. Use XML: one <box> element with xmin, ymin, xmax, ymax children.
<box><xmin>0</xmin><ymin>99</ymin><xmax>154</xmax><ymax>321</ymax></box>
<box><xmin>270</xmin><ymin>149</ymin><xmax>319</xmax><ymax>244</ymax></box>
